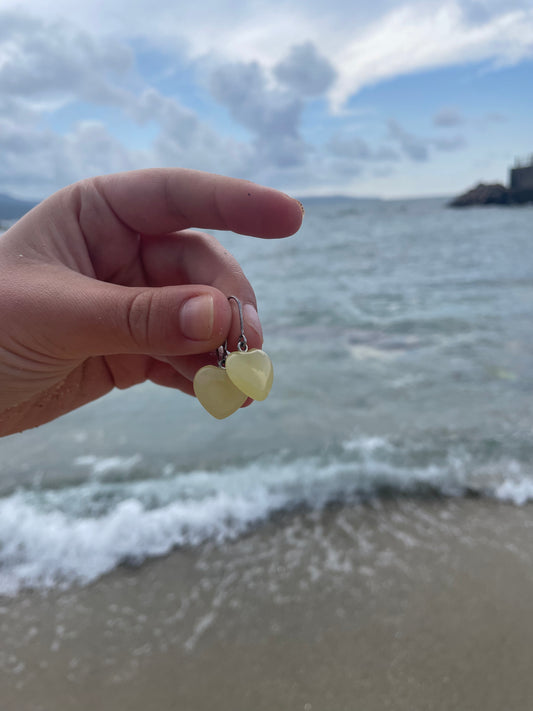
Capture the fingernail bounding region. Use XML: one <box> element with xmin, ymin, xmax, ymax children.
<box><xmin>180</xmin><ymin>295</ymin><xmax>214</xmax><ymax>341</ymax></box>
<box><xmin>296</xmin><ymin>199</ymin><xmax>305</xmax><ymax>216</ymax></box>
<box><xmin>244</xmin><ymin>303</ymin><xmax>263</xmax><ymax>343</ymax></box>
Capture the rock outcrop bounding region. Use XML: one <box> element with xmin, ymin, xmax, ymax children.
<box><xmin>448</xmin><ymin>183</ymin><xmax>512</xmax><ymax>207</ymax></box>
<box><xmin>449</xmin><ymin>161</ymin><xmax>533</xmax><ymax>207</ymax></box>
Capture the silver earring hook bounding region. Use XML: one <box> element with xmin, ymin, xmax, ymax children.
<box><xmin>228</xmin><ymin>295</ymin><xmax>248</xmax><ymax>353</ymax></box>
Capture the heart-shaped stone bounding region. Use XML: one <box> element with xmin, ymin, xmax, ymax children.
<box><xmin>193</xmin><ymin>365</ymin><xmax>247</xmax><ymax>419</ymax></box>
<box><xmin>225</xmin><ymin>349</ymin><xmax>273</xmax><ymax>401</ymax></box>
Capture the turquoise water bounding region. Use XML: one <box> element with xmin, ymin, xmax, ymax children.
<box><xmin>1</xmin><ymin>198</ymin><xmax>533</xmax><ymax>593</ymax></box>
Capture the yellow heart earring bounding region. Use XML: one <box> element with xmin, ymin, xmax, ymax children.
<box><xmin>193</xmin><ymin>295</ymin><xmax>274</xmax><ymax>419</ymax></box>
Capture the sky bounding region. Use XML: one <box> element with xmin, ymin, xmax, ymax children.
<box><xmin>1</xmin><ymin>0</ymin><xmax>532</xmax><ymax>200</ymax></box>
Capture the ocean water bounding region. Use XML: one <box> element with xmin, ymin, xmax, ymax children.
<box><xmin>1</xmin><ymin>197</ymin><xmax>533</xmax><ymax>595</ymax></box>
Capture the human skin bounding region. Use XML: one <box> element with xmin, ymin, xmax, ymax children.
<box><xmin>0</xmin><ymin>168</ymin><xmax>303</xmax><ymax>436</ymax></box>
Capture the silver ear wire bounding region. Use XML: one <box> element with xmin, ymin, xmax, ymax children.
<box><xmin>228</xmin><ymin>295</ymin><xmax>248</xmax><ymax>352</ymax></box>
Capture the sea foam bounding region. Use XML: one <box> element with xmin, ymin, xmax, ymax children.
<box><xmin>0</xmin><ymin>436</ymin><xmax>532</xmax><ymax>595</ymax></box>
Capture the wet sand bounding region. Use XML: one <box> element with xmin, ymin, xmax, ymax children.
<box><xmin>2</xmin><ymin>498</ymin><xmax>533</xmax><ymax>710</ymax></box>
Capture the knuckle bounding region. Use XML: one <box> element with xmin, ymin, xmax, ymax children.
<box><xmin>125</xmin><ymin>290</ymin><xmax>156</xmax><ymax>351</ymax></box>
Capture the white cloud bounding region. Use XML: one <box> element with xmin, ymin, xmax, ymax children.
<box><xmin>0</xmin><ymin>10</ymin><xmax>252</xmax><ymax>195</ymax></box>
<box><xmin>2</xmin><ymin>2</ymin><xmax>533</xmax><ymax>113</ymax></box>
<box><xmin>6</xmin><ymin>1</ymin><xmax>533</xmax><ymax>109</ymax></box>
<box><xmin>327</xmin><ymin>2</ymin><xmax>533</xmax><ymax>109</ymax></box>
<box><xmin>0</xmin><ymin>11</ymin><xmax>133</xmax><ymax>109</ymax></box>
<box><xmin>0</xmin><ymin>1</ymin><xmax>531</xmax><ymax>198</ymax></box>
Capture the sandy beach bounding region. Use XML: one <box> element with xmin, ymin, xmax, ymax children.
<box><xmin>2</xmin><ymin>497</ymin><xmax>533</xmax><ymax>710</ymax></box>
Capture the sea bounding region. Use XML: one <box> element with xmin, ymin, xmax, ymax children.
<box><xmin>1</xmin><ymin>197</ymin><xmax>533</xmax><ymax>596</ymax></box>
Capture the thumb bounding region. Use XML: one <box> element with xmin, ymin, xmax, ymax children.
<box><xmin>30</xmin><ymin>271</ymin><xmax>232</xmax><ymax>359</ymax></box>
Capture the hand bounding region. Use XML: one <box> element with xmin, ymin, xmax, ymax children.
<box><xmin>0</xmin><ymin>168</ymin><xmax>303</xmax><ymax>435</ymax></box>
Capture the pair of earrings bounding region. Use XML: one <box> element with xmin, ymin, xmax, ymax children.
<box><xmin>193</xmin><ymin>296</ymin><xmax>274</xmax><ymax>419</ymax></box>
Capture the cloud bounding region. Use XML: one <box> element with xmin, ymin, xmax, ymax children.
<box><xmin>0</xmin><ymin>86</ymin><xmax>252</xmax><ymax>198</ymax></box>
<box><xmin>2</xmin><ymin>1</ymin><xmax>533</xmax><ymax>114</ymax></box>
<box><xmin>328</xmin><ymin>2</ymin><xmax>533</xmax><ymax>109</ymax></box>
<box><xmin>0</xmin><ymin>12</ymin><xmax>141</xmax><ymax>195</ymax></box>
<box><xmin>133</xmin><ymin>89</ymin><xmax>249</xmax><ymax>175</ymax></box>
<box><xmin>209</xmin><ymin>62</ymin><xmax>300</xmax><ymax>136</ymax></box>
<box><xmin>433</xmin><ymin>107</ymin><xmax>465</xmax><ymax>127</ymax></box>
<box><xmin>388</xmin><ymin>120</ymin><xmax>429</xmax><ymax>162</ymax></box>
<box><xmin>0</xmin><ymin>2</ymin><xmax>530</xmax><ymax>199</ymax></box>
<box><xmin>0</xmin><ymin>119</ymin><xmax>142</xmax><ymax>197</ymax></box>
<box><xmin>388</xmin><ymin>119</ymin><xmax>467</xmax><ymax>161</ymax></box>
<box><xmin>274</xmin><ymin>42</ymin><xmax>336</xmax><ymax>97</ymax></box>
<box><xmin>432</xmin><ymin>135</ymin><xmax>467</xmax><ymax>151</ymax></box>
<box><xmin>208</xmin><ymin>60</ymin><xmax>308</xmax><ymax>170</ymax></box>
<box><xmin>461</xmin><ymin>0</ymin><xmax>533</xmax><ymax>26</ymax></box>
<box><xmin>0</xmin><ymin>11</ymin><xmax>253</xmax><ymax>195</ymax></box>
<box><xmin>327</xmin><ymin>133</ymin><xmax>399</xmax><ymax>162</ymax></box>
<box><xmin>0</xmin><ymin>12</ymin><xmax>133</xmax><ymax>109</ymax></box>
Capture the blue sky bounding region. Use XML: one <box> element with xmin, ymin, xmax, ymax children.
<box><xmin>1</xmin><ymin>0</ymin><xmax>532</xmax><ymax>199</ymax></box>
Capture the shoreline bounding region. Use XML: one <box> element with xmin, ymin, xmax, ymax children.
<box><xmin>2</xmin><ymin>497</ymin><xmax>533</xmax><ymax>710</ymax></box>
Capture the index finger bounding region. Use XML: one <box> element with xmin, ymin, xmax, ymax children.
<box><xmin>92</xmin><ymin>168</ymin><xmax>304</xmax><ymax>239</ymax></box>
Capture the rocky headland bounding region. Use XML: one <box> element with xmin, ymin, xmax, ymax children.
<box><xmin>449</xmin><ymin>183</ymin><xmax>513</xmax><ymax>207</ymax></box>
<box><xmin>449</xmin><ymin>160</ymin><xmax>533</xmax><ymax>207</ymax></box>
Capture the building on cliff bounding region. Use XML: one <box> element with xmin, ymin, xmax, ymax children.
<box><xmin>510</xmin><ymin>157</ymin><xmax>533</xmax><ymax>191</ymax></box>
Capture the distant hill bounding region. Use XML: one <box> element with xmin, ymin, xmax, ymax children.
<box><xmin>297</xmin><ymin>194</ymin><xmax>382</xmax><ymax>206</ymax></box>
<box><xmin>0</xmin><ymin>193</ymin><xmax>38</xmax><ymax>220</ymax></box>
